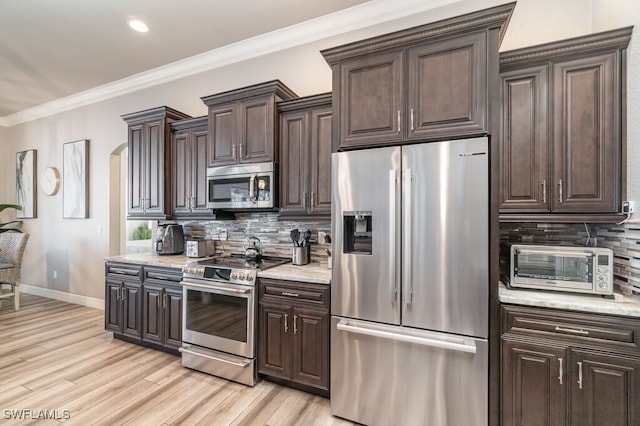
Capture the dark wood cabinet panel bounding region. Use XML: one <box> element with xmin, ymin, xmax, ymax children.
<box><xmin>163</xmin><ymin>286</ymin><xmax>183</xmax><ymax>350</ymax></box>
<box><xmin>208</xmin><ymin>104</ymin><xmax>237</xmax><ymax>166</ymax></box>
<box><xmin>278</xmin><ymin>94</ymin><xmax>332</xmax><ymax>217</ymax></box>
<box><xmin>552</xmin><ymin>53</ymin><xmax>619</xmax><ymax>213</ymax></box>
<box><xmin>569</xmin><ymin>349</ymin><xmax>640</xmax><ymax>426</ymax></box>
<box><xmin>291</xmin><ymin>307</ymin><xmax>329</xmax><ymax>390</ymax></box>
<box><xmin>170</xmin><ymin>117</ymin><xmax>213</xmax><ymax>218</ymax></box>
<box><xmin>202</xmin><ymin>80</ymin><xmax>297</xmax><ymax>168</ymax></box>
<box><xmin>105</xmin><ymin>278</ymin><xmax>123</xmax><ymax>333</ymax></box>
<box><xmin>337</xmin><ymin>50</ymin><xmax>405</xmax><ymax>148</ymax></box>
<box><xmin>499</xmin><ymin>27</ymin><xmax>632</xmax><ymax>220</ymax></box>
<box><xmin>105</xmin><ymin>263</ymin><xmax>144</xmax><ymax>339</ymax></box>
<box><xmin>122</xmin><ymin>107</ymin><xmax>190</xmax><ymax>219</ymax></box>
<box><xmin>407</xmin><ymin>32</ymin><xmax>486</xmax><ymax>140</ymax></box>
<box><xmin>501</xmin><ymin>305</ymin><xmax>640</xmax><ymax>426</ymax></box>
<box><xmin>258</xmin><ymin>279</ymin><xmax>330</xmax><ymax>395</ymax></box>
<box><xmin>258</xmin><ymin>302</ymin><xmax>290</xmax><ymax>379</ymax></box>
<box><xmin>122</xmin><ymin>282</ymin><xmax>142</xmax><ymax>339</ymax></box>
<box><xmin>501</xmin><ymin>339</ymin><xmax>566</xmax><ymax>426</ymax></box>
<box><xmin>322</xmin><ymin>4</ymin><xmax>515</xmax><ymax>150</ymax></box>
<box><xmin>142</xmin><ymin>283</ymin><xmax>163</xmax><ymax>345</ymax></box>
<box><xmin>499</xmin><ymin>65</ymin><xmax>549</xmax><ymax>211</ymax></box>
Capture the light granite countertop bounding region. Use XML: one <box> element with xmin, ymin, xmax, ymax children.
<box><xmin>105</xmin><ymin>254</ymin><xmax>331</xmax><ymax>285</ymax></box>
<box><xmin>499</xmin><ymin>283</ymin><xmax>640</xmax><ymax>318</ymax></box>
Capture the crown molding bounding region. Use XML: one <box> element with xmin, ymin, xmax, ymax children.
<box><xmin>0</xmin><ymin>0</ymin><xmax>462</xmax><ymax>127</ymax></box>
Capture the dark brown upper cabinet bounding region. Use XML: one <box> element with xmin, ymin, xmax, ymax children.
<box><xmin>170</xmin><ymin>116</ymin><xmax>214</xmax><ymax>218</ymax></box>
<box><xmin>499</xmin><ymin>27</ymin><xmax>633</xmax><ymax>222</ymax></box>
<box><xmin>202</xmin><ymin>80</ymin><xmax>297</xmax><ymax>167</ymax></box>
<box><xmin>278</xmin><ymin>94</ymin><xmax>332</xmax><ymax>218</ymax></box>
<box><xmin>321</xmin><ymin>3</ymin><xmax>515</xmax><ymax>151</ymax></box>
<box><xmin>122</xmin><ymin>107</ymin><xmax>191</xmax><ymax>219</ymax></box>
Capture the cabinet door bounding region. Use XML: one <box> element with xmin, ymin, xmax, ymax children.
<box><xmin>127</xmin><ymin>123</ymin><xmax>146</xmax><ymax>216</ymax></box>
<box><xmin>164</xmin><ymin>285</ymin><xmax>183</xmax><ymax>350</ymax></box>
<box><xmin>208</xmin><ymin>103</ymin><xmax>238</xmax><ymax>167</ymax></box>
<box><xmin>569</xmin><ymin>349</ymin><xmax>640</xmax><ymax>426</ymax></box>
<box><xmin>171</xmin><ymin>128</ymin><xmax>192</xmax><ymax>216</ymax></box>
<box><xmin>142</xmin><ymin>283</ymin><xmax>163</xmax><ymax>345</ymax></box>
<box><xmin>502</xmin><ymin>339</ymin><xmax>566</xmax><ymax>426</ymax></box>
<box><xmin>291</xmin><ymin>307</ymin><xmax>329</xmax><ymax>390</ymax></box>
<box><xmin>407</xmin><ymin>32</ymin><xmax>487</xmax><ymax>140</ymax></box>
<box><xmin>338</xmin><ymin>50</ymin><xmax>405</xmax><ymax>148</ymax></box>
<box><xmin>239</xmin><ymin>95</ymin><xmax>275</xmax><ymax>163</ymax></box>
<box><xmin>191</xmin><ymin>128</ymin><xmax>211</xmax><ymax>214</ymax></box>
<box><xmin>279</xmin><ymin>110</ymin><xmax>309</xmax><ymax>215</ymax></box>
<box><xmin>258</xmin><ymin>302</ymin><xmax>291</xmax><ymax>379</ymax></box>
<box><xmin>499</xmin><ymin>65</ymin><xmax>550</xmax><ymax>212</ymax></box>
<box><xmin>552</xmin><ymin>52</ymin><xmax>620</xmax><ymax>213</ymax></box>
<box><xmin>122</xmin><ymin>281</ymin><xmax>143</xmax><ymax>339</ymax></box>
<box><xmin>105</xmin><ymin>279</ymin><xmax>123</xmax><ymax>333</ymax></box>
<box><xmin>309</xmin><ymin>107</ymin><xmax>332</xmax><ymax>215</ymax></box>
<box><xmin>144</xmin><ymin>119</ymin><xmax>166</xmax><ymax>216</ymax></box>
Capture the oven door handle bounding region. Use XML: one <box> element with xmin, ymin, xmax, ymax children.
<box><xmin>181</xmin><ymin>280</ymin><xmax>251</xmax><ymax>295</ymax></box>
<box><xmin>249</xmin><ymin>173</ymin><xmax>258</xmax><ymax>203</ymax></box>
<box><xmin>179</xmin><ymin>346</ymin><xmax>250</xmax><ymax>368</ymax></box>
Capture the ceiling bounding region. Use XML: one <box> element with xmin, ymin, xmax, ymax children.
<box><xmin>0</xmin><ymin>0</ymin><xmax>372</xmax><ymax>121</ymax></box>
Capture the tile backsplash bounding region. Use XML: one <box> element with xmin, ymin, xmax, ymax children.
<box><xmin>175</xmin><ymin>213</ymin><xmax>331</xmax><ymax>263</ymax></box>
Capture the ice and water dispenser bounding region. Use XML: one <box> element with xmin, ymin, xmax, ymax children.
<box><xmin>343</xmin><ymin>211</ymin><xmax>372</xmax><ymax>255</ymax></box>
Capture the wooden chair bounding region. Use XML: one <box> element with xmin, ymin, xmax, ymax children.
<box><xmin>0</xmin><ymin>233</ymin><xmax>29</xmax><ymax>311</ymax></box>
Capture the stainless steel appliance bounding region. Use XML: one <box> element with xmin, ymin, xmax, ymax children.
<box><xmin>180</xmin><ymin>254</ymin><xmax>290</xmax><ymax>386</ymax></box>
<box><xmin>331</xmin><ymin>138</ymin><xmax>490</xmax><ymax>425</ymax></box>
<box><xmin>155</xmin><ymin>223</ymin><xmax>184</xmax><ymax>255</ymax></box>
<box><xmin>185</xmin><ymin>239</ymin><xmax>215</xmax><ymax>258</ymax></box>
<box><xmin>207</xmin><ymin>162</ymin><xmax>276</xmax><ymax>210</ymax></box>
<box><xmin>505</xmin><ymin>244</ymin><xmax>613</xmax><ymax>295</ymax></box>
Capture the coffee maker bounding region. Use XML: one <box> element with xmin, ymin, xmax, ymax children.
<box><xmin>155</xmin><ymin>223</ymin><xmax>185</xmax><ymax>255</ymax></box>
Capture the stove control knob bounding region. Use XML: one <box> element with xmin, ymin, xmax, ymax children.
<box><xmin>238</xmin><ymin>272</ymin><xmax>247</xmax><ymax>281</ymax></box>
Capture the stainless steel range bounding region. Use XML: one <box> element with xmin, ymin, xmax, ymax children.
<box><xmin>180</xmin><ymin>253</ymin><xmax>290</xmax><ymax>386</ymax></box>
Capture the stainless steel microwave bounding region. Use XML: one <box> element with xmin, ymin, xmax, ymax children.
<box><xmin>207</xmin><ymin>162</ymin><xmax>275</xmax><ymax>210</ymax></box>
<box><xmin>507</xmin><ymin>244</ymin><xmax>613</xmax><ymax>296</ymax></box>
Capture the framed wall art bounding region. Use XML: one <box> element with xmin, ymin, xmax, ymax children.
<box><xmin>16</xmin><ymin>149</ymin><xmax>37</xmax><ymax>219</ymax></box>
<box><xmin>63</xmin><ymin>139</ymin><xmax>89</xmax><ymax>219</ymax></box>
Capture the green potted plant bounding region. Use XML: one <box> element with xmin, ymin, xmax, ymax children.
<box><xmin>0</xmin><ymin>204</ymin><xmax>23</xmax><ymax>233</ymax></box>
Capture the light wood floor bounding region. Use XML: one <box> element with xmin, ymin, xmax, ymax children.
<box><xmin>0</xmin><ymin>294</ymin><xmax>354</xmax><ymax>426</ymax></box>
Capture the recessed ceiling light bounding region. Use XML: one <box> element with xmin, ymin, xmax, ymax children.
<box><xmin>128</xmin><ymin>19</ymin><xmax>149</xmax><ymax>33</ymax></box>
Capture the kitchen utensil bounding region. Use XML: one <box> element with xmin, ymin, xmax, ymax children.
<box><xmin>302</xmin><ymin>229</ymin><xmax>311</xmax><ymax>247</ymax></box>
<box><xmin>244</xmin><ymin>236</ymin><xmax>262</xmax><ymax>261</ymax></box>
<box><xmin>290</xmin><ymin>229</ymin><xmax>300</xmax><ymax>247</ymax></box>
<box><xmin>292</xmin><ymin>246</ymin><xmax>309</xmax><ymax>266</ymax></box>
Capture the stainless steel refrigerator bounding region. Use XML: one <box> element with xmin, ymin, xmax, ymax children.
<box><xmin>331</xmin><ymin>137</ymin><xmax>489</xmax><ymax>425</ymax></box>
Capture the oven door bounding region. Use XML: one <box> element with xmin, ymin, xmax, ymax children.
<box><xmin>207</xmin><ymin>163</ymin><xmax>274</xmax><ymax>209</ymax></box>
<box><xmin>511</xmin><ymin>246</ymin><xmax>595</xmax><ymax>290</ymax></box>
<box><xmin>181</xmin><ymin>278</ymin><xmax>255</xmax><ymax>358</ymax></box>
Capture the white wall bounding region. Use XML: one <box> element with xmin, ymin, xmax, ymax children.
<box><xmin>2</xmin><ymin>0</ymin><xmax>639</xmax><ymax>302</ymax></box>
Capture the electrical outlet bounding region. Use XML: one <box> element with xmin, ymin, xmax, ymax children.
<box><xmin>318</xmin><ymin>231</ymin><xmax>327</xmax><ymax>245</ymax></box>
<box><xmin>53</xmin><ymin>271</ymin><xmax>58</xmax><ymax>279</ymax></box>
<box><xmin>623</xmin><ymin>201</ymin><xmax>635</xmax><ymax>214</ymax></box>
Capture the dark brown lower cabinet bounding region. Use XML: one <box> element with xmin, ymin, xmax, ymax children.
<box><xmin>142</xmin><ymin>282</ymin><xmax>183</xmax><ymax>352</ymax></box>
<box><xmin>105</xmin><ymin>262</ymin><xmax>182</xmax><ymax>354</ymax></box>
<box><xmin>105</xmin><ymin>263</ymin><xmax>143</xmax><ymax>339</ymax></box>
<box><xmin>502</xmin><ymin>305</ymin><xmax>640</xmax><ymax>426</ymax></box>
<box><xmin>258</xmin><ymin>278</ymin><xmax>329</xmax><ymax>396</ymax></box>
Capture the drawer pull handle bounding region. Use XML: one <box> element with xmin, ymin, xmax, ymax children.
<box><xmin>558</xmin><ymin>358</ymin><xmax>563</xmax><ymax>385</ymax></box>
<box><xmin>555</xmin><ymin>326</ymin><xmax>589</xmax><ymax>335</ymax></box>
<box><xmin>281</xmin><ymin>292</ymin><xmax>299</xmax><ymax>297</ymax></box>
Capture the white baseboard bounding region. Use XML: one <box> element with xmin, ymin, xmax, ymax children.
<box><xmin>20</xmin><ymin>284</ymin><xmax>105</xmax><ymax>310</ymax></box>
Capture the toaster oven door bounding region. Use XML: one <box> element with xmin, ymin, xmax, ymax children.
<box><xmin>513</xmin><ymin>248</ymin><xmax>594</xmax><ymax>284</ymax></box>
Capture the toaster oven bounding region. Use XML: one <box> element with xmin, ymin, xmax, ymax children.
<box><xmin>505</xmin><ymin>244</ymin><xmax>613</xmax><ymax>296</ymax></box>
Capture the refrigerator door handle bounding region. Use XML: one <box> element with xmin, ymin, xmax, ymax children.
<box><xmin>336</xmin><ymin>319</ymin><xmax>477</xmax><ymax>354</ymax></box>
<box><xmin>389</xmin><ymin>170</ymin><xmax>399</xmax><ymax>302</ymax></box>
<box><xmin>403</xmin><ymin>168</ymin><xmax>413</xmax><ymax>305</ymax></box>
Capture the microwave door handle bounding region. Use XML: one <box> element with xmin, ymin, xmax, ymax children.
<box><xmin>249</xmin><ymin>174</ymin><xmax>257</xmax><ymax>203</ymax></box>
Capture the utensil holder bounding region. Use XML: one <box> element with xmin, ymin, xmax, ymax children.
<box><xmin>292</xmin><ymin>246</ymin><xmax>309</xmax><ymax>265</ymax></box>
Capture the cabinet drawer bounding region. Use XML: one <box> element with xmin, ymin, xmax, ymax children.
<box><xmin>502</xmin><ymin>305</ymin><xmax>640</xmax><ymax>351</ymax></box>
<box><xmin>259</xmin><ymin>279</ymin><xmax>329</xmax><ymax>308</ymax></box>
<box><xmin>143</xmin><ymin>266</ymin><xmax>182</xmax><ymax>283</ymax></box>
<box><xmin>106</xmin><ymin>263</ymin><xmax>142</xmax><ymax>279</ymax></box>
